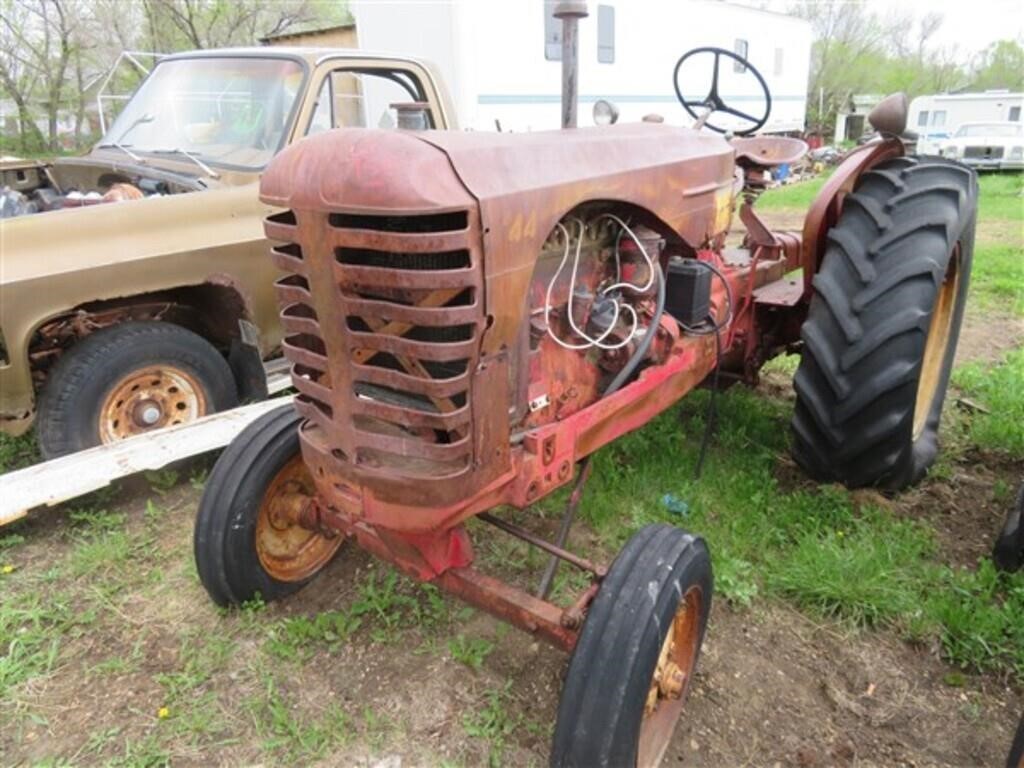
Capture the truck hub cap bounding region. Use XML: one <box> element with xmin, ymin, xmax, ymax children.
<box><xmin>254</xmin><ymin>455</ymin><xmax>342</xmax><ymax>582</ymax></box>
<box><xmin>913</xmin><ymin>247</ymin><xmax>961</xmax><ymax>440</ymax></box>
<box><xmin>99</xmin><ymin>365</ymin><xmax>206</xmax><ymax>442</ymax></box>
<box><xmin>638</xmin><ymin>585</ymin><xmax>703</xmax><ymax>768</ymax></box>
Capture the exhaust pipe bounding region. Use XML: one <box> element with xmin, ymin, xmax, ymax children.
<box><xmin>553</xmin><ymin>1</ymin><xmax>588</xmax><ymax>129</ymax></box>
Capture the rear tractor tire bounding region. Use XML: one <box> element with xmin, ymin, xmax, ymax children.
<box><xmin>792</xmin><ymin>156</ymin><xmax>977</xmax><ymax>490</ymax></box>
<box><xmin>35</xmin><ymin>321</ymin><xmax>238</xmax><ymax>458</ymax></box>
<box><xmin>551</xmin><ymin>524</ymin><xmax>712</xmax><ymax>767</ymax></box>
<box><xmin>194</xmin><ymin>405</ymin><xmax>343</xmax><ymax>607</ymax></box>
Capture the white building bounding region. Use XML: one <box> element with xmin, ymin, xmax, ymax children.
<box><xmin>351</xmin><ymin>0</ymin><xmax>811</xmax><ymax>134</ymax></box>
<box><xmin>911</xmin><ymin>90</ymin><xmax>1024</xmax><ymax>153</ymax></box>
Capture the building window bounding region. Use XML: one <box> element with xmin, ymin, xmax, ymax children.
<box><xmin>734</xmin><ymin>39</ymin><xmax>748</xmax><ymax>72</ymax></box>
<box><xmin>932</xmin><ymin>110</ymin><xmax>946</xmax><ymax>126</ymax></box>
<box><xmin>544</xmin><ymin>1</ymin><xmax>561</xmax><ymax>61</ymax></box>
<box><xmin>1010</xmin><ymin>105</ymin><xmax>1021</xmax><ymax>121</ymax></box>
<box><xmin>917</xmin><ymin>111</ymin><xmax>929</xmax><ymax>127</ymax></box>
<box><xmin>774</xmin><ymin>47</ymin><xmax>783</xmax><ymax>76</ymax></box>
<box><xmin>597</xmin><ymin>5</ymin><xmax>615</xmax><ymax>64</ymax></box>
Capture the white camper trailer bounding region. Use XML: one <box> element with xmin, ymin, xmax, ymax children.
<box><xmin>911</xmin><ymin>91</ymin><xmax>1024</xmax><ymax>154</ymax></box>
<box><xmin>351</xmin><ymin>0</ymin><xmax>811</xmax><ymax>134</ymax></box>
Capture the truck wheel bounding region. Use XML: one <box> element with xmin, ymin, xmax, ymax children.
<box><xmin>792</xmin><ymin>156</ymin><xmax>977</xmax><ymax>490</ymax></box>
<box><xmin>993</xmin><ymin>482</ymin><xmax>1024</xmax><ymax>573</ymax></box>
<box><xmin>194</xmin><ymin>404</ymin><xmax>342</xmax><ymax>607</ymax></box>
<box><xmin>35</xmin><ymin>321</ymin><xmax>238</xmax><ymax>458</ymax></box>
<box><xmin>551</xmin><ymin>524</ymin><xmax>712</xmax><ymax>768</ymax></box>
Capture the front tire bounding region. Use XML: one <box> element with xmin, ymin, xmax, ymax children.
<box><xmin>551</xmin><ymin>524</ymin><xmax>712</xmax><ymax>768</ymax></box>
<box><xmin>194</xmin><ymin>404</ymin><xmax>342</xmax><ymax>607</ymax></box>
<box><xmin>792</xmin><ymin>156</ymin><xmax>977</xmax><ymax>490</ymax></box>
<box><xmin>35</xmin><ymin>321</ymin><xmax>238</xmax><ymax>458</ymax></box>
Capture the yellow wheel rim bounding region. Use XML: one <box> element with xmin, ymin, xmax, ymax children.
<box><xmin>254</xmin><ymin>455</ymin><xmax>342</xmax><ymax>582</ymax></box>
<box><xmin>913</xmin><ymin>247</ymin><xmax>961</xmax><ymax>440</ymax></box>
<box><xmin>637</xmin><ymin>585</ymin><xmax>704</xmax><ymax>768</ymax></box>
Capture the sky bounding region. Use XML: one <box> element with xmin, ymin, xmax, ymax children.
<box><xmin>871</xmin><ymin>0</ymin><xmax>1024</xmax><ymax>56</ymax></box>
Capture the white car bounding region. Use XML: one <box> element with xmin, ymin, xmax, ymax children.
<box><xmin>938</xmin><ymin>122</ymin><xmax>1023</xmax><ymax>170</ymax></box>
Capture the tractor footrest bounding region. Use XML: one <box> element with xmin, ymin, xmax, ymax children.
<box><xmin>753</xmin><ymin>276</ymin><xmax>803</xmax><ymax>307</ymax></box>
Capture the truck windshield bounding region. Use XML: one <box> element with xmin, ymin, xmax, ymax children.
<box><xmin>99</xmin><ymin>56</ymin><xmax>305</xmax><ymax>171</ymax></box>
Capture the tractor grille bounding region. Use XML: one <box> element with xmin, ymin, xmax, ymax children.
<box><xmin>266</xmin><ymin>207</ymin><xmax>484</xmax><ymax>481</ymax></box>
<box><xmin>964</xmin><ymin>145</ymin><xmax>1004</xmax><ymax>159</ymax></box>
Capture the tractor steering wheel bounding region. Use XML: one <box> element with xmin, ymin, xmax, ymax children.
<box><xmin>673</xmin><ymin>47</ymin><xmax>771</xmax><ymax>136</ymax></box>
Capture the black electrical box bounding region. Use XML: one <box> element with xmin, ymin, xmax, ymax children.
<box><xmin>665</xmin><ymin>257</ymin><xmax>711</xmax><ymax>327</ymax></box>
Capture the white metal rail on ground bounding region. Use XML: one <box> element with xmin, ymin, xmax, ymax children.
<box><xmin>0</xmin><ymin>361</ymin><xmax>295</xmax><ymax>528</ymax></box>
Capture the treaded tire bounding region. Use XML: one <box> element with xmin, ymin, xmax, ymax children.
<box><xmin>792</xmin><ymin>156</ymin><xmax>977</xmax><ymax>490</ymax></box>
<box><xmin>551</xmin><ymin>524</ymin><xmax>712</xmax><ymax>768</ymax></box>
<box><xmin>35</xmin><ymin>321</ymin><xmax>238</xmax><ymax>458</ymax></box>
<box><xmin>194</xmin><ymin>404</ymin><xmax>338</xmax><ymax>607</ymax></box>
<box><xmin>993</xmin><ymin>482</ymin><xmax>1024</xmax><ymax>573</ymax></box>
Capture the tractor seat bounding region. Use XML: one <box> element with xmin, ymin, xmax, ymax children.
<box><xmin>731</xmin><ymin>136</ymin><xmax>808</xmax><ymax>170</ymax></box>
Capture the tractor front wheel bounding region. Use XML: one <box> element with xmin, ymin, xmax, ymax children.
<box><xmin>193</xmin><ymin>404</ymin><xmax>342</xmax><ymax>607</ymax></box>
<box><xmin>792</xmin><ymin>156</ymin><xmax>977</xmax><ymax>490</ymax></box>
<box><xmin>551</xmin><ymin>524</ymin><xmax>712</xmax><ymax>768</ymax></box>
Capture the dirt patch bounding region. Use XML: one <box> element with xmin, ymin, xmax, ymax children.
<box><xmin>956</xmin><ymin>309</ymin><xmax>1024</xmax><ymax>366</ymax></box>
<box><xmin>680</xmin><ymin>603</ymin><xmax>1020</xmax><ymax>768</ymax></box>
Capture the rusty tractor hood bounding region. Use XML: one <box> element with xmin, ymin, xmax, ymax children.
<box><xmin>262</xmin><ymin>123</ymin><xmax>735</xmax><ymax>232</ymax></box>
<box><xmin>260</xmin><ymin>123</ymin><xmax>738</xmax><ymax>353</ymax></box>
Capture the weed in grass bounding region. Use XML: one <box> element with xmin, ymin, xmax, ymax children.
<box><xmin>992</xmin><ymin>478</ymin><xmax>1013</xmax><ymax>505</ymax></box>
<box><xmin>189</xmin><ymin>464</ymin><xmax>210</xmax><ymax>489</ymax></box>
<box><xmin>463</xmin><ymin>681</ymin><xmax>519</xmax><ymax>768</ymax></box>
<box><xmin>144</xmin><ymin>499</ymin><xmax>166</xmax><ymax>521</ymax></box>
<box><xmin>0</xmin><ymin>432</ymin><xmax>40</xmax><ymax>473</ymax></box>
<box><xmin>952</xmin><ymin>349</ymin><xmax>1024</xmax><ymax>457</ymax></box>
<box><xmin>145</xmin><ymin>468</ymin><xmax>179</xmax><ymax>495</ymax></box>
<box><xmin>108</xmin><ymin>732</ymin><xmax>170</xmax><ymax>768</ymax></box>
<box><xmin>157</xmin><ymin>631</ymin><xmax>236</xmax><ymax>701</ymax></box>
<box><xmin>714</xmin><ymin>552</ymin><xmax>759</xmax><ymax>607</ymax></box>
<box><xmin>350</xmin><ymin>569</ymin><xmax>419</xmax><ymax>642</ymax></box>
<box><xmin>68</xmin><ymin>506</ymin><xmax>126</xmax><ymax>533</ymax></box>
<box><xmin>247</xmin><ymin>676</ymin><xmax>350</xmax><ymax>762</ymax></box>
<box><xmin>928</xmin><ymin>560</ymin><xmax>1024</xmax><ymax>680</ymax></box>
<box><xmin>0</xmin><ymin>533</ymin><xmax>26</xmax><ymax>552</ymax></box>
<box><xmin>265</xmin><ymin>609</ymin><xmax>361</xmax><ymax>661</ymax></box>
<box><xmin>448</xmin><ymin>634</ymin><xmax>495</xmax><ymax>671</ymax></box>
<box><xmin>0</xmin><ymin>591</ymin><xmax>94</xmax><ymax>696</ymax></box>
<box><xmin>361</xmin><ymin>705</ymin><xmax>394</xmax><ymax>750</ymax></box>
<box><xmin>70</xmin><ymin>529</ymin><xmax>133</xmax><ymax>577</ymax></box>
<box><xmin>90</xmin><ymin>637</ymin><xmax>145</xmax><ymax>678</ymax></box>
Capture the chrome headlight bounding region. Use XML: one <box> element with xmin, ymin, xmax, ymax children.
<box><xmin>592</xmin><ymin>99</ymin><xmax>620</xmax><ymax>126</ymax></box>
<box><xmin>940</xmin><ymin>145</ymin><xmax>960</xmax><ymax>158</ymax></box>
<box><xmin>1010</xmin><ymin>145</ymin><xmax>1023</xmax><ymax>161</ymax></box>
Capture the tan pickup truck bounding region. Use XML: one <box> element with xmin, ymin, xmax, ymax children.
<box><xmin>0</xmin><ymin>47</ymin><xmax>455</xmax><ymax>457</ymax></box>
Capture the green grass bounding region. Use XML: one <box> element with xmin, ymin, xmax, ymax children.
<box><xmin>575</xmin><ymin>366</ymin><xmax>1024</xmax><ymax>681</ymax></box>
<box><xmin>755</xmin><ymin>172</ymin><xmax>830</xmax><ymax>209</ymax></box>
<box><xmin>977</xmin><ymin>172</ymin><xmax>1024</xmax><ymax>222</ymax></box>
<box><xmin>448</xmin><ymin>634</ymin><xmax>495</xmax><ymax>671</ymax></box>
<box><xmin>971</xmin><ymin>243</ymin><xmax>1024</xmax><ymax>315</ymax></box>
<box><xmin>951</xmin><ymin>349</ymin><xmax>1024</xmax><ymax>457</ymax></box>
<box><xmin>462</xmin><ymin>681</ymin><xmax>519</xmax><ymax>767</ymax></box>
<box><xmin>0</xmin><ymin>432</ymin><xmax>39</xmax><ymax>473</ymax></box>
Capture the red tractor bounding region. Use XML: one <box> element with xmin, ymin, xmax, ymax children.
<box><xmin>193</xmin><ymin>40</ymin><xmax>976</xmax><ymax>766</ymax></box>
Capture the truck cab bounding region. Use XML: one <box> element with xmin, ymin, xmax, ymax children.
<box><xmin>0</xmin><ymin>47</ymin><xmax>455</xmax><ymax>457</ymax></box>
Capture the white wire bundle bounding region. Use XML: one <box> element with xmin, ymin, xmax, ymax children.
<box><xmin>543</xmin><ymin>215</ymin><xmax>656</xmax><ymax>352</ymax></box>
